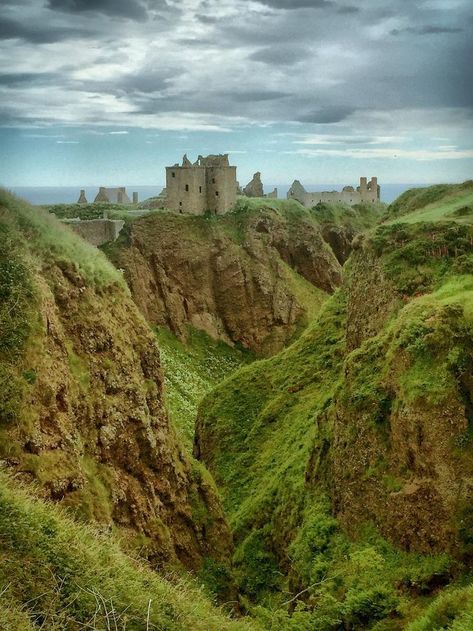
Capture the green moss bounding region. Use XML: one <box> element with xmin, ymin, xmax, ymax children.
<box><xmin>66</xmin><ymin>345</ymin><xmax>90</xmax><ymax>391</ymax></box>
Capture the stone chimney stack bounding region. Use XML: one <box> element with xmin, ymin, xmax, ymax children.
<box><xmin>370</xmin><ymin>177</ymin><xmax>380</xmax><ymax>200</ymax></box>
<box><xmin>359</xmin><ymin>177</ymin><xmax>367</xmax><ymax>192</ymax></box>
<box><xmin>77</xmin><ymin>189</ymin><xmax>88</xmax><ymax>204</ymax></box>
<box><xmin>133</xmin><ymin>192</ymin><xmax>139</xmax><ymax>204</ymax></box>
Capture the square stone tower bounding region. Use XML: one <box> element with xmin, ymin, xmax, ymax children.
<box><xmin>165</xmin><ymin>154</ymin><xmax>237</xmax><ymax>214</ymax></box>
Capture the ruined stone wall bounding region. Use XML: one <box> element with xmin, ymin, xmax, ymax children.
<box><xmin>166</xmin><ymin>166</ymin><xmax>207</xmax><ymax>214</ymax></box>
<box><xmin>66</xmin><ymin>219</ymin><xmax>125</xmax><ymax>247</ymax></box>
<box><xmin>288</xmin><ymin>177</ymin><xmax>379</xmax><ymax>207</ymax></box>
<box><xmin>205</xmin><ymin>166</ymin><xmax>237</xmax><ymax>214</ymax></box>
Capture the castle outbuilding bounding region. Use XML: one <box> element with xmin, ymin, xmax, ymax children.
<box><xmin>94</xmin><ymin>187</ymin><xmax>131</xmax><ymax>204</ymax></box>
<box><xmin>165</xmin><ymin>154</ymin><xmax>237</xmax><ymax>214</ymax></box>
<box><xmin>288</xmin><ymin>177</ymin><xmax>380</xmax><ymax>207</ymax></box>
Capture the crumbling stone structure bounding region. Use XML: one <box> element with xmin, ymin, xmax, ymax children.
<box><xmin>64</xmin><ymin>218</ymin><xmax>125</xmax><ymax>247</ymax></box>
<box><xmin>77</xmin><ymin>189</ymin><xmax>88</xmax><ymax>204</ymax></box>
<box><xmin>241</xmin><ymin>171</ymin><xmax>277</xmax><ymax>199</ymax></box>
<box><xmin>165</xmin><ymin>154</ymin><xmax>237</xmax><ymax>214</ymax></box>
<box><xmin>94</xmin><ymin>187</ymin><xmax>132</xmax><ymax>204</ymax></box>
<box><xmin>288</xmin><ymin>177</ymin><xmax>380</xmax><ymax>207</ymax></box>
<box><xmin>243</xmin><ymin>172</ymin><xmax>264</xmax><ymax>197</ymax></box>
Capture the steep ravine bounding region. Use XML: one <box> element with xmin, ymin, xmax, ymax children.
<box><xmin>195</xmin><ymin>187</ymin><xmax>473</xmax><ymax>627</ymax></box>
<box><xmin>0</xmin><ymin>191</ymin><xmax>231</xmax><ymax>572</ymax></box>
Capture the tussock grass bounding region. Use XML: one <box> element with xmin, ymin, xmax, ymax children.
<box><xmin>0</xmin><ymin>473</ymin><xmax>257</xmax><ymax>630</ymax></box>
<box><xmin>0</xmin><ymin>189</ymin><xmax>126</xmax><ymax>289</ymax></box>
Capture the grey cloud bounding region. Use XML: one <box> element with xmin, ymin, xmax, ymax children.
<box><xmin>297</xmin><ymin>107</ymin><xmax>356</xmax><ymax>124</ymax></box>
<box><xmin>258</xmin><ymin>0</ymin><xmax>334</xmax><ymax>9</ymax></box>
<box><xmin>249</xmin><ymin>44</ymin><xmax>310</xmax><ymax>65</ymax></box>
<box><xmin>390</xmin><ymin>25</ymin><xmax>463</xmax><ymax>36</ymax></box>
<box><xmin>232</xmin><ymin>90</ymin><xmax>290</xmax><ymax>102</ymax></box>
<box><xmin>0</xmin><ymin>0</ymin><xmax>472</xmax><ymax>131</ymax></box>
<box><xmin>47</xmin><ymin>0</ymin><xmax>149</xmax><ymax>21</ymax></box>
<box><xmin>336</xmin><ymin>5</ymin><xmax>359</xmax><ymax>14</ymax></box>
<box><xmin>0</xmin><ymin>16</ymin><xmax>92</xmax><ymax>42</ymax></box>
<box><xmin>0</xmin><ymin>72</ymin><xmax>58</xmax><ymax>86</ymax></box>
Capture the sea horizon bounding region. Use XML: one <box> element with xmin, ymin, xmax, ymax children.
<box><xmin>5</xmin><ymin>182</ymin><xmax>437</xmax><ymax>206</ymax></box>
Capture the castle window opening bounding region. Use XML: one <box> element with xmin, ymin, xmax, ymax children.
<box><xmin>185</xmin><ymin>184</ymin><xmax>189</xmax><ymax>192</ymax></box>
<box><xmin>172</xmin><ymin>172</ymin><xmax>176</xmax><ymax>178</ymax></box>
<box><xmin>212</xmin><ymin>178</ymin><xmax>216</xmax><ymax>184</ymax></box>
<box><xmin>215</xmin><ymin>191</ymin><xmax>219</xmax><ymax>196</ymax></box>
<box><xmin>199</xmin><ymin>186</ymin><xmax>202</xmax><ymax>193</ymax></box>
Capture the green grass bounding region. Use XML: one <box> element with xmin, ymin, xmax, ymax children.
<box><xmin>311</xmin><ymin>200</ymin><xmax>385</xmax><ymax>230</ymax></box>
<box><xmin>155</xmin><ymin>326</ymin><xmax>253</xmax><ymax>450</ymax></box>
<box><xmin>0</xmin><ymin>189</ymin><xmax>127</xmax><ymax>289</ymax></box>
<box><xmin>386</xmin><ymin>181</ymin><xmax>473</xmax><ymax>225</ymax></box>
<box><xmin>195</xmin><ymin>185</ymin><xmax>473</xmax><ymax>626</ymax></box>
<box><xmin>0</xmin><ymin>473</ymin><xmax>257</xmax><ymax>631</ymax></box>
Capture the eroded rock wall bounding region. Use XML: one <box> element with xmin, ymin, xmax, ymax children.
<box><xmin>109</xmin><ymin>208</ymin><xmax>341</xmax><ymax>355</ymax></box>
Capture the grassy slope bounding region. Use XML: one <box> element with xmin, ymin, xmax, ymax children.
<box><xmin>385</xmin><ymin>181</ymin><xmax>473</xmax><ymax>225</ymax></box>
<box><xmin>155</xmin><ymin>326</ymin><xmax>252</xmax><ymax>450</ymax></box>
<box><xmin>0</xmin><ymin>474</ymin><xmax>256</xmax><ymax>631</ymax></box>
<box><xmin>197</xmin><ymin>183</ymin><xmax>473</xmax><ymax>628</ymax></box>
<box><xmin>0</xmin><ymin>190</ymin><xmax>256</xmax><ymax>629</ymax></box>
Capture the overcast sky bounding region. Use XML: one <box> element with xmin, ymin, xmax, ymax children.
<box><xmin>0</xmin><ymin>0</ymin><xmax>472</xmax><ymax>187</ymax></box>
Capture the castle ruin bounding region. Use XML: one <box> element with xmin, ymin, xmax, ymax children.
<box><xmin>77</xmin><ymin>187</ymin><xmax>139</xmax><ymax>204</ymax></box>
<box><xmin>287</xmin><ymin>177</ymin><xmax>380</xmax><ymax>207</ymax></box>
<box><xmin>165</xmin><ymin>154</ymin><xmax>237</xmax><ymax>214</ymax></box>
<box><xmin>241</xmin><ymin>172</ymin><xmax>278</xmax><ymax>199</ymax></box>
<box><xmin>95</xmin><ymin>187</ymin><xmax>131</xmax><ymax>204</ymax></box>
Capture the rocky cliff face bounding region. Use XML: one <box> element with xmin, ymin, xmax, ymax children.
<box><xmin>107</xmin><ymin>203</ymin><xmax>342</xmax><ymax>355</ymax></box>
<box><xmin>320</xmin><ymin>224</ymin><xmax>473</xmax><ymax>554</ymax></box>
<box><xmin>0</xmin><ymin>192</ymin><xmax>231</xmax><ymax>571</ymax></box>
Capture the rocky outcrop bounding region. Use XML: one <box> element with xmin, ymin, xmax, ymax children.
<box><xmin>0</xmin><ymin>194</ymin><xmax>232</xmax><ymax>572</ymax></box>
<box><xmin>108</xmin><ymin>206</ymin><xmax>341</xmax><ymax>355</ymax></box>
<box><xmin>316</xmin><ymin>227</ymin><xmax>473</xmax><ymax>554</ymax></box>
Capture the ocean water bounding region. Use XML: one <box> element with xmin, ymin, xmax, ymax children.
<box><xmin>8</xmin><ymin>183</ymin><xmax>424</xmax><ymax>206</ymax></box>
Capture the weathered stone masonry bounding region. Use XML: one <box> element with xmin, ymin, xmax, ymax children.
<box><xmin>288</xmin><ymin>176</ymin><xmax>380</xmax><ymax>207</ymax></box>
<box><xmin>64</xmin><ymin>218</ymin><xmax>125</xmax><ymax>247</ymax></box>
<box><xmin>165</xmin><ymin>154</ymin><xmax>237</xmax><ymax>215</ymax></box>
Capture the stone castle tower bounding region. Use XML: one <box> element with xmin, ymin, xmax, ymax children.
<box><xmin>165</xmin><ymin>154</ymin><xmax>237</xmax><ymax>214</ymax></box>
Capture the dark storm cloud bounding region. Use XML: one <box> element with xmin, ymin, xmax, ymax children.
<box><xmin>0</xmin><ymin>16</ymin><xmax>92</xmax><ymax>42</ymax></box>
<box><xmin>0</xmin><ymin>0</ymin><xmax>471</xmax><ymax>132</ymax></box>
<box><xmin>47</xmin><ymin>0</ymin><xmax>149</xmax><ymax>21</ymax></box>
<box><xmin>258</xmin><ymin>0</ymin><xmax>334</xmax><ymax>9</ymax></box>
<box><xmin>296</xmin><ymin>107</ymin><xmax>355</xmax><ymax>124</ymax></box>
<box><xmin>0</xmin><ymin>72</ymin><xmax>58</xmax><ymax>86</ymax></box>
<box><xmin>249</xmin><ymin>44</ymin><xmax>310</xmax><ymax>66</ymax></box>
<box><xmin>390</xmin><ymin>25</ymin><xmax>463</xmax><ymax>36</ymax></box>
